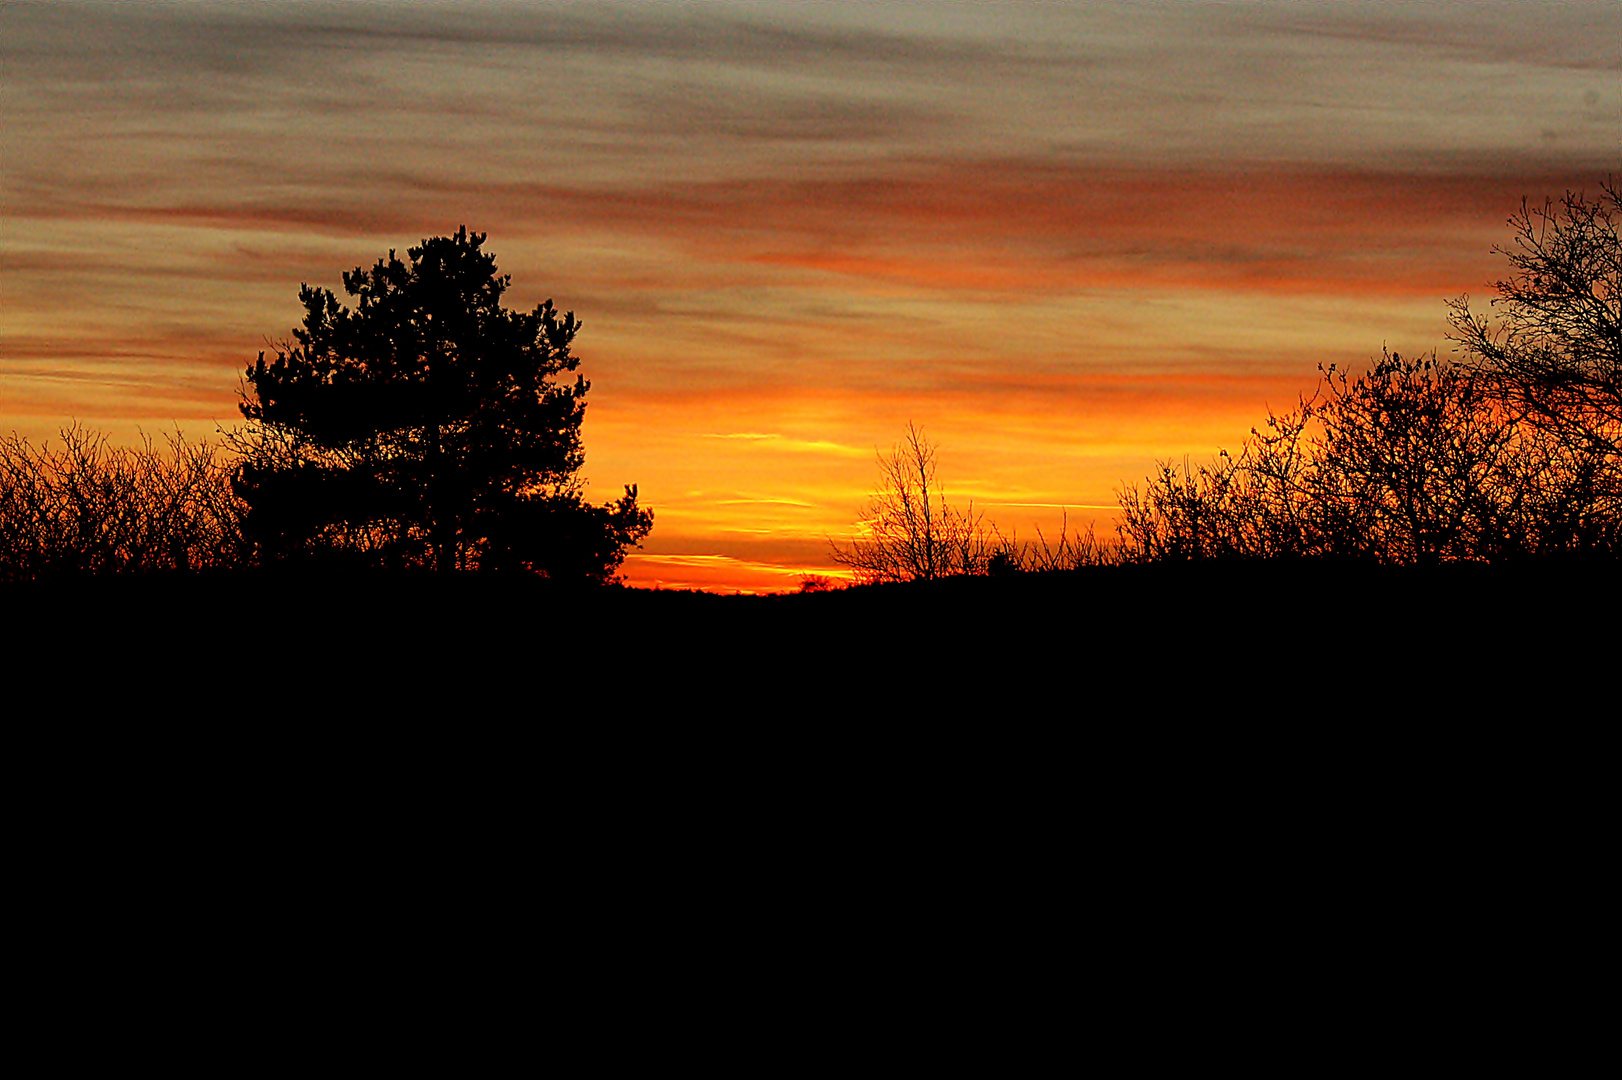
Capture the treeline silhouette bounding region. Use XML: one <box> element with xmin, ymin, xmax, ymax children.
<box><xmin>1117</xmin><ymin>181</ymin><xmax>1619</xmax><ymax>567</ymax></box>
<box><xmin>1116</xmin><ymin>350</ymin><xmax>1619</xmax><ymax>564</ymax></box>
<box><xmin>834</xmin><ymin>180</ymin><xmax>1620</xmax><ymax>579</ymax></box>
<box><xmin>4</xmin><ymin>183</ymin><xmax>1617</xmax><ymax>586</ymax></box>
<box><xmin>0</xmin><ymin>229</ymin><xmax>653</xmax><ymax>586</ymax></box>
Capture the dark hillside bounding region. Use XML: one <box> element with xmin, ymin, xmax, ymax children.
<box><xmin>9</xmin><ymin>563</ymin><xmax>1611</xmax><ymax>715</ymax></box>
<box><xmin>10</xmin><ymin>565</ymin><xmax>1603</xmax><ymax>904</ymax></box>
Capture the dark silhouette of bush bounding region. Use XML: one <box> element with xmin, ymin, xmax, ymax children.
<box><xmin>1118</xmin><ymin>355</ymin><xmax>1622</xmax><ymax>565</ymax></box>
<box><xmin>1119</xmin><ymin>182</ymin><xmax>1621</xmax><ymax>566</ymax></box>
<box><xmin>230</xmin><ymin>227</ymin><xmax>651</xmax><ymax>579</ymax></box>
<box><xmin>1119</xmin><ymin>354</ymin><xmax>1528</xmax><ymax>562</ymax></box>
<box><xmin>0</xmin><ymin>424</ymin><xmax>249</xmax><ymax>581</ymax></box>
<box><xmin>1119</xmin><ymin>351</ymin><xmax>1622</xmax><ymax>563</ymax></box>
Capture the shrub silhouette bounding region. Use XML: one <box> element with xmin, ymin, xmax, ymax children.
<box><xmin>1119</xmin><ymin>181</ymin><xmax>1621</xmax><ymax>566</ymax></box>
<box><xmin>0</xmin><ymin>424</ymin><xmax>249</xmax><ymax>581</ymax></box>
<box><xmin>1118</xmin><ymin>355</ymin><xmax>1620</xmax><ymax>563</ymax></box>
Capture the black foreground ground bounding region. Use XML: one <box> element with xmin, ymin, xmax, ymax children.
<box><xmin>8</xmin><ymin>563</ymin><xmax>1607</xmax><ymax>925</ymax></box>
<box><xmin>9</xmin><ymin>562</ymin><xmax>1613</xmax><ymax>711</ymax></box>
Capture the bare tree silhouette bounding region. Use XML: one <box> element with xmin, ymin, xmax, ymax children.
<box><xmin>831</xmin><ymin>423</ymin><xmax>1115</xmax><ymax>582</ymax></box>
<box><xmin>830</xmin><ymin>423</ymin><xmax>990</xmax><ymax>583</ymax></box>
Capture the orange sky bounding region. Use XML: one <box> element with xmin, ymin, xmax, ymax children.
<box><xmin>3</xmin><ymin>1</ymin><xmax>1618</xmax><ymax>590</ymax></box>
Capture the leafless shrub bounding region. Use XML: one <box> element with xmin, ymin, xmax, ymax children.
<box><xmin>830</xmin><ymin>423</ymin><xmax>996</xmax><ymax>584</ymax></box>
<box><xmin>0</xmin><ymin>424</ymin><xmax>250</xmax><ymax>581</ymax></box>
<box><xmin>1120</xmin><ymin>182</ymin><xmax>1622</xmax><ymax>565</ymax></box>
<box><xmin>987</xmin><ymin>514</ymin><xmax>1123</xmax><ymax>572</ymax></box>
<box><xmin>1116</xmin><ymin>351</ymin><xmax>1622</xmax><ymax>564</ymax></box>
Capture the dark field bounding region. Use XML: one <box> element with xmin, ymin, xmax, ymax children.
<box><xmin>11</xmin><ymin>564</ymin><xmax>1604</xmax><ymax>940</ymax></box>
<box><xmin>10</xmin><ymin>563</ymin><xmax>1612</xmax><ymax>717</ymax></box>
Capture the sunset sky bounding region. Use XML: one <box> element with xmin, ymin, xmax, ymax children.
<box><xmin>4</xmin><ymin>0</ymin><xmax>1618</xmax><ymax>590</ymax></box>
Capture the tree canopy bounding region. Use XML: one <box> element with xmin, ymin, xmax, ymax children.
<box><xmin>233</xmin><ymin>228</ymin><xmax>650</xmax><ymax>579</ymax></box>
